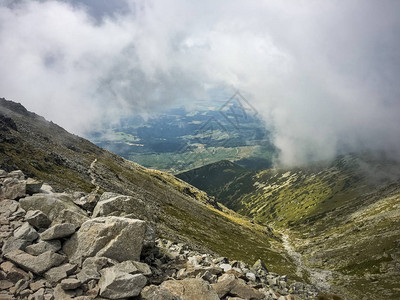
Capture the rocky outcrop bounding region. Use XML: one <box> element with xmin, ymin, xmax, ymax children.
<box><xmin>5</xmin><ymin>250</ymin><xmax>66</xmax><ymax>274</ymax></box>
<box><xmin>98</xmin><ymin>265</ymin><xmax>147</xmax><ymax>298</ymax></box>
<box><xmin>0</xmin><ymin>170</ymin><xmax>326</xmax><ymax>299</ymax></box>
<box><xmin>0</xmin><ymin>171</ymin><xmax>43</xmax><ymax>201</ymax></box>
<box><xmin>19</xmin><ymin>193</ymin><xmax>87</xmax><ymax>222</ymax></box>
<box><xmin>63</xmin><ymin>217</ymin><xmax>146</xmax><ymax>264</ymax></box>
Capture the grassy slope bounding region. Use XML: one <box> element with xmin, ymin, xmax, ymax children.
<box><xmin>175</xmin><ymin>160</ymin><xmax>249</xmax><ymax>195</ymax></box>
<box><xmin>0</xmin><ymin>98</ymin><xmax>299</xmax><ymax>278</ymax></box>
<box><xmin>200</xmin><ymin>155</ymin><xmax>400</xmax><ymax>299</ymax></box>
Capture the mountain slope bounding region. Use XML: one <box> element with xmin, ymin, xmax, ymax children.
<box><xmin>0</xmin><ymin>98</ymin><xmax>300</xmax><ymax>278</ymax></box>
<box><xmin>176</xmin><ymin>160</ymin><xmax>249</xmax><ymax>196</ymax></box>
<box><xmin>181</xmin><ymin>155</ymin><xmax>400</xmax><ymax>299</ymax></box>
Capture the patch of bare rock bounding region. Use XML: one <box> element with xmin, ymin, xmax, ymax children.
<box><xmin>0</xmin><ymin>170</ymin><xmax>320</xmax><ymax>299</ymax></box>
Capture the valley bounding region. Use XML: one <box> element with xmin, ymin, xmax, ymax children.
<box><xmin>178</xmin><ymin>155</ymin><xmax>400</xmax><ymax>299</ymax></box>
<box><xmin>87</xmin><ymin>98</ymin><xmax>276</xmax><ymax>173</ymax></box>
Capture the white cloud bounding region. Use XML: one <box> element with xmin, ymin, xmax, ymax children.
<box><xmin>1</xmin><ymin>0</ymin><xmax>399</xmax><ymax>166</ymax></box>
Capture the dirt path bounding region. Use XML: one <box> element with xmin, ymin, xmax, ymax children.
<box><xmin>89</xmin><ymin>158</ymin><xmax>100</xmax><ymax>194</ymax></box>
<box><xmin>280</xmin><ymin>231</ymin><xmax>332</xmax><ymax>291</ymax></box>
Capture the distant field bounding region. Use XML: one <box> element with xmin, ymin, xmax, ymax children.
<box><xmin>88</xmin><ymin>106</ymin><xmax>276</xmax><ymax>172</ymax></box>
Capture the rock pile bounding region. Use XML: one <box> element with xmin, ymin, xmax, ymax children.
<box><xmin>0</xmin><ymin>170</ymin><xmax>320</xmax><ymax>299</ymax></box>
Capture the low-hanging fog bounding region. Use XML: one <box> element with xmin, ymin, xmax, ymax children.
<box><xmin>1</xmin><ymin>0</ymin><xmax>399</xmax><ymax>166</ymax></box>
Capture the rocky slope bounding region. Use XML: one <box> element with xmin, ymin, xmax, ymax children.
<box><xmin>0</xmin><ymin>169</ymin><xmax>330</xmax><ymax>299</ymax></box>
<box><xmin>179</xmin><ymin>156</ymin><xmax>400</xmax><ymax>299</ymax></box>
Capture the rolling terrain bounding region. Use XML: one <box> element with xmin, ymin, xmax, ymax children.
<box><xmin>178</xmin><ymin>155</ymin><xmax>400</xmax><ymax>299</ymax></box>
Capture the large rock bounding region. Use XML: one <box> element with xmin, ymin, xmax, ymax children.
<box><xmin>1</xmin><ymin>237</ymin><xmax>30</xmax><ymax>255</ymax></box>
<box><xmin>77</xmin><ymin>257</ymin><xmax>116</xmax><ymax>283</ymax></box>
<box><xmin>0</xmin><ymin>169</ymin><xmax>8</xmax><ymax>179</ymax></box>
<box><xmin>60</xmin><ymin>278</ymin><xmax>81</xmax><ymax>290</ymax></box>
<box><xmin>7</xmin><ymin>170</ymin><xmax>25</xmax><ymax>180</ymax></box>
<box><xmin>104</xmin><ymin>261</ymin><xmax>151</xmax><ymax>277</ymax></box>
<box><xmin>25</xmin><ymin>240</ymin><xmax>62</xmax><ymax>256</ymax></box>
<box><xmin>25</xmin><ymin>178</ymin><xmax>43</xmax><ymax>195</ymax></box>
<box><xmin>123</xmin><ymin>260</ymin><xmax>152</xmax><ymax>276</ymax></box>
<box><xmin>19</xmin><ymin>193</ymin><xmax>87</xmax><ymax>222</ymax></box>
<box><xmin>92</xmin><ymin>193</ymin><xmax>149</xmax><ymax>219</ymax></box>
<box><xmin>25</xmin><ymin>210</ymin><xmax>51</xmax><ymax>229</ymax></box>
<box><xmin>63</xmin><ymin>217</ymin><xmax>146</xmax><ymax>264</ymax></box>
<box><xmin>44</xmin><ymin>263</ymin><xmax>77</xmax><ymax>286</ymax></box>
<box><xmin>0</xmin><ymin>200</ymin><xmax>19</xmax><ymax>217</ymax></box>
<box><xmin>4</xmin><ymin>250</ymin><xmax>66</xmax><ymax>274</ymax></box>
<box><xmin>73</xmin><ymin>194</ymin><xmax>99</xmax><ymax>212</ymax></box>
<box><xmin>0</xmin><ymin>261</ymin><xmax>30</xmax><ymax>283</ymax></box>
<box><xmin>13</xmin><ymin>222</ymin><xmax>39</xmax><ymax>242</ymax></box>
<box><xmin>53</xmin><ymin>209</ymin><xmax>89</xmax><ymax>229</ymax></box>
<box><xmin>160</xmin><ymin>279</ymin><xmax>219</xmax><ymax>300</ymax></box>
<box><xmin>2</xmin><ymin>178</ymin><xmax>25</xmax><ymax>200</ymax></box>
<box><xmin>98</xmin><ymin>266</ymin><xmax>147</xmax><ymax>299</ymax></box>
<box><xmin>54</xmin><ymin>283</ymin><xmax>76</xmax><ymax>299</ymax></box>
<box><xmin>252</xmin><ymin>259</ymin><xmax>269</xmax><ymax>275</ymax></box>
<box><xmin>211</xmin><ymin>274</ymin><xmax>264</xmax><ymax>299</ymax></box>
<box><xmin>40</xmin><ymin>223</ymin><xmax>75</xmax><ymax>240</ymax></box>
<box><xmin>140</xmin><ymin>285</ymin><xmax>179</xmax><ymax>300</ymax></box>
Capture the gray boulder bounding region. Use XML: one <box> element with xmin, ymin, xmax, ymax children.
<box><xmin>53</xmin><ymin>209</ymin><xmax>89</xmax><ymax>229</ymax></box>
<box><xmin>252</xmin><ymin>259</ymin><xmax>269</xmax><ymax>275</ymax></box>
<box><xmin>60</xmin><ymin>278</ymin><xmax>81</xmax><ymax>290</ymax></box>
<box><xmin>103</xmin><ymin>260</ymin><xmax>151</xmax><ymax>277</ymax></box>
<box><xmin>40</xmin><ymin>183</ymin><xmax>54</xmax><ymax>194</ymax></box>
<box><xmin>0</xmin><ymin>169</ymin><xmax>7</xmax><ymax>179</ymax></box>
<box><xmin>63</xmin><ymin>217</ymin><xmax>146</xmax><ymax>264</ymax></box>
<box><xmin>14</xmin><ymin>222</ymin><xmax>39</xmax><ymax>242</ymax></box>
<box><xmin>25</xmin><ymin>210</ymin><xmax>51</xmax><ymax>229</ymax></box>
<box><xmin>2</xmin><ymin>178</ymin><xmax>26</xmax><ymax>200</ymax></box>
<box><xmin>77</xmin><ymin>257</ymin><xmax>116</xmax><ymax>283</ymax></box>
<box><xmin>160</xmin><ymin>279</ymin><xmax>219</xmax><ymax>300</ymax></box>
<box><xmin>211</xmin><ymin>273</ymin><xmax>265</xmax><ymax>300</ymax></box>
<box><xmin>25</xmin><ymin>240</ymin><xmax>61</xmax><ymax>256</ymax></box>
<box><xmin>44</xmin><ymin>263</ymin><xmax>77</xmax><ymax>286</ymax></box>
<box><xmin>0</xmin><ymin>200</ymin><xmax>19</xmax><ymax>218</ymax></box>
<box><xmin>140</xmin><ymin>285</ymin><xmax>179</xmax><ymax>300</ymax></box>
<box><xmin>54</xmin><ymin>283</ymin><xmax>76</xmax><ymax>299</ymax></box>
<box><xmin>73</xmin><ymin>194</ymin><xmax>99</xmax><ymax>212</ymax></box>
<box><xmin>25</xmin><ymin>178</ymin><xmax>43</xmax><ymax>195</ymax></box>
<box><xmin>4</xmin><ymin>250</ymin><xmax>66</xmax><ymax>274</ymax></box>
<box><xmin>93</xmin><ymin>193</ymin><xmax>148</xmax><ymax>219</ymax></box>
<box><xmin>1</xmin><ymin>237</ymin><xmax>30</xmax><ymax>255</ymax></box>
<box><xmin>40</xmin><ymin>223</ymin><xmax>75</xmax><ymax>240</ymax></box>
<box><xmin>19</xmin><ymin>193</ymin><xmax>87</xmax><ymax>222</ymax></box>
<box><xmin>0</xmin><ymin>261</ymin><xmax>30</xmax><ymax>283</ymax></box>
<box><xmin>98</xmin><ymin>267</ymin><xmax>147</xmax><ymax>299</ymax></box>
<box><xmin>7</xmin><ymin>170</ymin><xmax>25</xmax><ymax>180</ymax></box>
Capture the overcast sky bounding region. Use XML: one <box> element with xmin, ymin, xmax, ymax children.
<box><xmin>1</xmin><ymin>0</ymin><xmax>399</xmax><ymax>166</ymax></box>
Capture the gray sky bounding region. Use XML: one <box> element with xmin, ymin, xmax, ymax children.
<box><xmin>1</xmin><ymin>0</ymin><xmax>399</xmax><ymax>166</ymax></box>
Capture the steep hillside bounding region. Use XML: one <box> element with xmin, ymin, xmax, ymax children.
<box><xmin>176</xmin><ymin>160</ymin><xmax>249</xmax><ymax>196</ymax></box>
<box><xmin>183</xmin><ymin>155</ymin><xmax>400</xmax><ymax>299</ymax></box>
<box><xmin>0</xmin><ymin>98</ymin><xmax>300</xmax><ymax>279</ymax></box>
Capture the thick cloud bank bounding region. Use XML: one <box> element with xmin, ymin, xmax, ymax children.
<box><xmin>1</xmin><ymin>0</ymin><xmax>399</xmax><ymax>166</ymax></box>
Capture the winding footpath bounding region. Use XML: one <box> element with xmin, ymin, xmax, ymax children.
<box><xmin>280</xmin><ymin>231</ymin><xmax>333</xmax><ymax>291</ymax></box>
<box><xmin>89</xmin><ymin>158</ymin><xmax>100</xmax><ymax>194</ymax></box>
